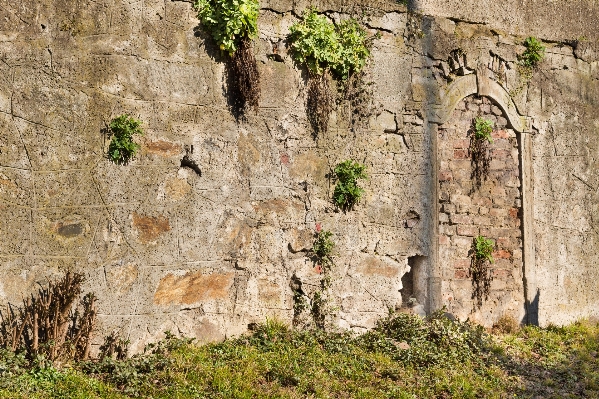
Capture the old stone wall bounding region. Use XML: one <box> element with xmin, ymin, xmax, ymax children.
<box><xmin>1</xmin><ymin>0</ymin><xmax>598</xmax><ymax>350</ymax></box>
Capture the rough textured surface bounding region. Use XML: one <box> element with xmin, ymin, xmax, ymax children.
<box><xmin>0</xmin><ymin>0</ymin><xmax>598</xmax><ymax>350</ymax></box>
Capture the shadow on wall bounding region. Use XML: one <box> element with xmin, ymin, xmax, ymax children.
<box><xmin>524</xmin><ymin>288</ymin><xmax>539</xmax><ymax>326</ymax></box>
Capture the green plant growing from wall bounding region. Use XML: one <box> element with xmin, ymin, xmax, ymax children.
<box><xmin>309</xmin><ymin>227</ymin><xmax>336</xmax><ymax>329</ymax></box>
<box><xmin>194</xmin><ymin>0</ymin><xmax>260</xmax><ymax>116</ymax></box>
<box><xmin>288</xmin><ymin>8</ymin><xmax>374</xmax><ymax>136</ymax></box>
<box><xmin>312</xmin><ymin>229</ymin><xmax>335</xmax><ymax>268</ymax></box>
<box><xmin>519</xmin><ymin>36</ymin><xmax>546</xmax><ymax>69</ymax></box>
<box><xmin>511</xmin><ymin>36</ymin><xmax>545</xmax><ymax>97</ymax></box>
<box><xmin>469</xmin><ymin>117</ymin><xmax>493</xmax><ymax>189</ymax></box>
<box><xmin>333</xmin><ymin>160</ymin><xmax>368</xmax><ymax>211</ymax></box>
<box><xmin>470</xmin><ymin>235</ymin><xmax>494</xmax><ymax>309</ymax></box>
<box><xmin>107</xmin><ymin>114</ymin><xmax>144</xmax><ymax>165</ymax></box>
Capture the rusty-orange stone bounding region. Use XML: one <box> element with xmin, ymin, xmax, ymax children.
<box><xmin>153</xmin><ymin>271</ymin><xmax>234</xmax><ymax>305</ymax></box>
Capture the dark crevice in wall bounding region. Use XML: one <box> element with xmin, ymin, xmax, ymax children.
<box><xmin>401</xmin><ymin>255</ymin><xmax>428</xmax><ymax>312</ymax></box>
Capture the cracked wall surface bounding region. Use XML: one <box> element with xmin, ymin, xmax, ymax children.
<box><xmin>0</xmin><ymin>0</ymin><xmax>598</xmax><ymax>350</ymax></box>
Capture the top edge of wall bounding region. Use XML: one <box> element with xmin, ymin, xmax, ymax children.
<box><xmin>410</xmin><ymin>0</ymin><xmax>599</xmax><ymax>42</ymax></box>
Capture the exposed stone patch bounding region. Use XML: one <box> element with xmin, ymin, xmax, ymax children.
<box><xmin>165</xmin><ymin>177</ymin><xmax>191</xmax><ymax>201</ymax></box>
<box><xmin>153</xmin><ymin>271</ymin><xmax>234</xmax><ymax>306</ymax></box>
<box><xmin>106</xmin><ymin>264</ymin><xmax>139</xmax><ymax>295</ymax></box>
<box><xmin>358</xmin><ymin>255</ymin><xmax>401</xmax><ymax>278</ymax></box>
<box><xmin>144</xmin><ymin>140</ymin><xmax>182</xmax><ymax>157</ymax></box>
<box><xmin>132</xmin><ymin>213</ymin><xmax>171</xmax><ymax>244</ymax></box>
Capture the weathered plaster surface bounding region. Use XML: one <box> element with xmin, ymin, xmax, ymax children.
<box><xmin>0</xmin><ymin>0</ymin><xmax>598</xmax><ymax>349</ymax></box>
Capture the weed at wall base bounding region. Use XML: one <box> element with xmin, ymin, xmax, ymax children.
<box><xmin>309</xmin><ymin>228</ymin><xmax>336</xmax><ymax>329</ymax></box>
<box><xmin>0</xmin><ymin>272</ymin><xmax>96</xmax><ymax>363</ymax></box>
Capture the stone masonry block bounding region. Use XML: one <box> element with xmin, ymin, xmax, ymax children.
<box><xmin>450</xmin><ymin>214</ymin><xmax>472</xmax><ymax>225</ymax></box>
<box><xmin>457</xmin><ymin>225</ymin><xmax>479</xmax><ymax>236</ymax></box>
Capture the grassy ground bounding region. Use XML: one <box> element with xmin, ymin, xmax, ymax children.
<box><xmin>0</xmin><ymin>312</ymin><xmax>597</xmax><ymax>399</ymax></box>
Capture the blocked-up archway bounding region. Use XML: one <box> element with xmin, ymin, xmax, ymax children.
<box><xmin>437</xmin><ymin>95</ymin><xmax>525</xmax><ymax>325</ymax></box>
<box><xmin>427</xmin><ymin>71</ymin><xmax>536</xmax><ymax>326</ymax></box>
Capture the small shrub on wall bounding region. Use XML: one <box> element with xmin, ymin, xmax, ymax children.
<box><xmin>332</xmin><ymin>160</ymin><xmax>368</xmax><ymax>211</ymax></box>
<box><xmin>194</xmin><ymin>0</ymin><xmax>260</xmax><ymax>116</ymax></box>
<box><xmin>107</xmin><ymin>114</ymin><xmax>144</xmax><ymax>165</ymax></box>
<box><xmin>288</xmin><ymin>9</ymin><xmax>374</xmax><ymax>136</ymax></box>
<box><xmin>510</xmin><ymin>36</ymin><xmax>545</xmax><ymax>97</ymax></box>
<box><xmin>519</xmin><ymin>36</ymin><xmax>545</xmax><ymax>69</ymax></box>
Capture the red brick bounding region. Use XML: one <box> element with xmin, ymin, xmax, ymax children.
<box><xmin>472</xmin><ymin>215</ymin><xmax>491</xmax><ymax>226</ymax></box>
<box><xmin>453</xmin><ymin>149</ymin><xmax>469</xmax><ymax>159</ymax></box>
<box><xmin>453</xmin><ymin>259</ymin><xmax>471</xmax><ymax>269</ymax></box>
<box><xmin>450</xmin><ymin>214</ymin><xmax>472</xmax><ymax>225</ymax></box>
<box><xmin>509</xmin><ymin>228</ymin><xmax>522</xmax><ymax>238</ymax></box>
<box><xmin>491</xmin><ymin>149</ymin><xmax>509</xmax><ymax>159</ymax></box>
<box><xmin>491</xmin><ymin>186</ymin><xmax>507</xmax><ymax>197</ymax></box>
<box><xmin>513</xmin><ymin>249</ymin><xmax>523</xmax><ymax>259</ymax></box>
<box><xmin>439</xmin><ymin>235</ymin><xmax>450</xmax><ymax>245</ymax></box>
<box><xmin>493</xmin><ymin>249</ymin><xmax>511</xmax><ymax>259</ymax></box>
<box><xmin>439</xmin><ymin>170</ymin><xmax>453</xmax><ymax>181</ymax></box>
<box><xmin>490</xmin><ymin>159</ymin><xmax>507</xmax><ymax>170</ymax></box>
<box><xmin>492</xmin><ymin>129</ymin><xmax>510</xmax><ymax>139</ymax></box>
<box><xmin>453</xmin><ymin>139</ymin><xmax>470</xmax><ymax>149</ymax></box>
<box><xmin>472</xmin><ymin>197</ymin><xmax>492</xmax><ymax>207</ymax></box>
<box><xmin>454</xmin><ymin>269</ymin><xmax>469</xmax><ymax>279</ymax></box>
<box><xmin>509</xmin><ymin>208</ymin><xmax>519</xmax><ymax>219</ymax></box>
<box><xmin>489</xmin><ymin>208</ymin><xmax>508</xmax><ymax>217</ymax></box>
<box><xmin>457</xmin><ymin>225</ymin><xmax>479</xmax><ymax>236</ymax></box>
<box><xmin>496</xmin><ymin>237</ymin><xmax>513</xmax><ymax>249</ymax></box>
<box><xmin>492</xmin><ymin>269</ymin><xmax>511</xmax><ymax>278</ymax></box>
<box><xmin>494</xmin><ymin>259</ymin><xmax>513</xmax><ymax>269</ymax></box>
<box><xmin>451</xmin><ymin>159</ymin><xmax>471</xmax><ymax>170</ymax></box>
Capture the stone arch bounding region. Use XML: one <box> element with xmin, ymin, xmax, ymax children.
<box><xmin>427</xmin><ymin>71</ymin><xmax>531</xmax><ymax>133</ymax></box>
